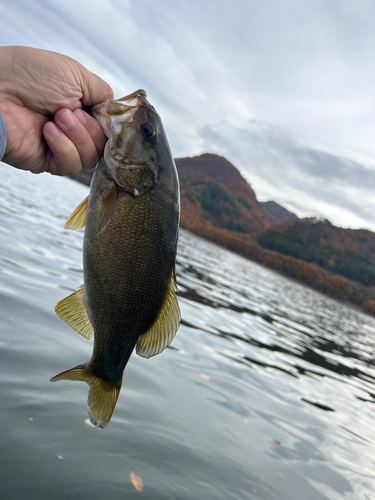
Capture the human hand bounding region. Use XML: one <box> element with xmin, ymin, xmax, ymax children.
<box><xmin>0</xmin><ymin>46</ymin><xmax>114</xmax><ymax>175</ymax></box>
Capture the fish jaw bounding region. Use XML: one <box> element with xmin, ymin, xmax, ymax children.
<box><xmin>92</xmin><ymin>89</ymin><xmax>147</xmax><ymax>138</ymax></box>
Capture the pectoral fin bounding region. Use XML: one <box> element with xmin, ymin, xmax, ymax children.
<box><xmin>55</xmin><ymin>285</ymin><xmax>94</xmax><ymax>340</ymax></box>
<box><xmin>64</xmin><ymin>196</ymin><xmax>89</xmax><ymax>230</ymax></box>
<box><xmin>98</xmin><ymin>186</ymin><xmax>117</xmax><ymax>235</ymax></box>
<box><xmin>136</xmin><ymin>277</ymin><xmax>181</xmax><ymax>358</ymax></box>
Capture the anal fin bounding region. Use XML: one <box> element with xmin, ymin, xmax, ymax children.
<box><xmin>55</xmin><ymin>285</ymin><xmax>94</xmax><ymax>340</ymax></box>
<box><xmin>64</xmin><ymin>196</ymin><xmax>89</xmax><ymax>230</ymax></box>
<box><xmin>136</xmin><ymin>277</ymin><xmax>181</xmax><ymax>358</ymax></box>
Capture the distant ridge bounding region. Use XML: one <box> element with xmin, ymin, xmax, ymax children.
<box><xmin>256</xmin><ymin>217</ymin><xmax>375</xmax><ymax>282</ymax></box>
<box><xmin>259</xmin><ymin>201</ymin><xmax>298</xmax><ymax>224</ymax></box>
<box><xmin>69</xmin><ymin>168</ymin><xmax>93</xmax><ymax>187</ymax></box>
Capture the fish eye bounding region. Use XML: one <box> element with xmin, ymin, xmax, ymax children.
<box><xmin>141</xmin><ymin>123</ymin><xmax>155</xmax><ymax>138</ymax></box>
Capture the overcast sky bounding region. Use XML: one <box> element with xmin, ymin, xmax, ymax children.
<box><xmin>1</xmin><ymin>0</ymin><xmax>375</xmax><ymax>230</ymax></box>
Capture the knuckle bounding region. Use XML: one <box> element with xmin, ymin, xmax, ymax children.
<box><xmin>60</xmin><ymin>145</ymin><xmax>82</xmax><ymax>171</ymax></box>
<box><xmin>69</xmin><ymin>129</ymin><xmax>90</xmax><ymax>148</ymax></box>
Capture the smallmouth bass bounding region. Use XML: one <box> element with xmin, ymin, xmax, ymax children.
<box><xmin>51</xmin><ymin>90</ymin><xmax>180</xmax><ymax>429</ymax></box>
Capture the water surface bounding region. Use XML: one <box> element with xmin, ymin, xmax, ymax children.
<box><xmin>1</xmin><ymin>164</ymin><xmax>375</xmax><ymax>499</ymax></box>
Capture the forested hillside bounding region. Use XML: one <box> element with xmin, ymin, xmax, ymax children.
<box><xmin>176</xmin><ymin>154</ymin><xmax>272</xmax><ymax>233</ymax></box>
<box><xmin>257</xmin><ymin>218</ymin><xmax>375</xmax><ymax>287</ymax></box>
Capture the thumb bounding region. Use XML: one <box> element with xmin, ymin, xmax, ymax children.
<box><xmin>80</xmin><ymin>68</ymin><xmax>114</xmax><ymax>107</ymax></box>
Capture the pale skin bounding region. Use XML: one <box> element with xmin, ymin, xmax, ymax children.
<box><xmin>0</xmin><ymin>46</ymin><xmax>114</xmax><ymax>175</ymax></box>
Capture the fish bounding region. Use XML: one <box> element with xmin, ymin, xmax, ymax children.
<box><xmin>51</xmin><ymin>89</ymin><xmax>180</xmax><ymax>429</ymax></box>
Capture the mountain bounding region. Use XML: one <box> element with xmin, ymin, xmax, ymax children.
<box><xmin>176</xmin><ymin>153</ymin><xmax>294</xmax><ymax>233</ymax></box>
<box><xmin>259</xmin><ymin>201</ymin><xmax>298</xmax><ymax>224</ymax></box>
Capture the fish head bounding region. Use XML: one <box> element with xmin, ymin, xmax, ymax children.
<box><xmin>93</xmin><ymin>89</ymin><xmax>163</xmax><ymax>196</ymax></box>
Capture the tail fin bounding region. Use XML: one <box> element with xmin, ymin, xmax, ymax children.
<box><xmin>50</xmin><ymin>363</ymin><xmax>122</xmax><ymax>429</ymax></box>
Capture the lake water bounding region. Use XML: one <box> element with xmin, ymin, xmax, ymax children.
<box><xmin>1</xmin><ymin>164</ymin><xmax>375</xmax><ymax>499</ymax></box>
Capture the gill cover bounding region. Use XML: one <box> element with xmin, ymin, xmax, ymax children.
<box><xmin>92</xmin><ymin>90</ymin><xmax>159</xmax><ymax>197</ymax></box>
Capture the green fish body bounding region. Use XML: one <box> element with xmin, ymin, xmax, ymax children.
<box><xmin>51</xmin><ymin>90</ymin><xmax>180</xmax><ymax>428</ymax></box>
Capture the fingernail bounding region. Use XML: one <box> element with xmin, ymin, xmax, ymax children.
<box><xmin>73</xmin><ymin>109</ymin><xmax>87</xmax><ymax>125</ymax></box>
<box><xmin>59</xmin><ymin>110</ymin><xmax>75</xmax><ymax>127</ymax></box>
<box><xmin>45</xmin><ymin>122</ymin><xmax>60</xmax><ymax>138</ymax></box>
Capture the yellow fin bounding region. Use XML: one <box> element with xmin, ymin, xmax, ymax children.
<box><xmin>136</xmin><ymin>278</ymin><xmax>181</xmax><ymax>358</ymax></box>
<box><xmin>50</xmin><ymin>363</ymin><xmax>122</xmax><ymax>429</ymax></box>
<box><xmin>98</xmin><ymin>187</ymin><xmax>117</xmax><ymax>235</ymax></box>
<box><xmin>64</xmin><ymin>196</ymin><xmax>89</xmax><ymax>230</ymax></box>
<box><xmin>55</xmin><ymin>285</ymin><xmax>94</xmax><ymax>340</ymax></box>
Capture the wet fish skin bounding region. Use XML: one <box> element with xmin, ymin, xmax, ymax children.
<box><xmin>51</xmin><ymin>90</ymin><xmax>180</xmax><ymax>428</ymax></box>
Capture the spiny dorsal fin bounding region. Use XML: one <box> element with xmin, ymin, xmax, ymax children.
<box><xmin>136</xmin><ymin>277</ymin><xmax>181</xmax><ymax>358</ymax></box>
<box><xmin>98</xmin><ymin>187</ymin><xmax>117</xmax><ymax>235</ymax></box>
<box><xmin>64</xmin><ymin>196</ymin><xmax>89</xmax><ymax>230</ymax></box>
<box><xmin>50</xmin><ymin>363</ymin><xmax>122</xmax><ymax>429</ymax></box>
<box><xmin>55</xmin><ymin>285</ymin><xmax>94</xmax><ymax>340</ymax></box>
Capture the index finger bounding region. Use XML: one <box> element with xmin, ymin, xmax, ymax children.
<box><xmin>73</xmin><ymin>109</ymin><xmax>107</xmax><ymax>160</ymax></box>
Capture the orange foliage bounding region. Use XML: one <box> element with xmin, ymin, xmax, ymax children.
<box><xmin>362</xmin><ymin>300</ymin><xmax>375</xmax><ymax>316</ymax></box>
<box><xmin>177</xmin><ymin>154</ymin><xmax>271</xmax><ymax>233</ymax></box>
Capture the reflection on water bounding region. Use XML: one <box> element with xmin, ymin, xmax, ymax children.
<box><xmin>1</xmin><ymin>164</ymin><xmax>375</xmax><ymax>499</ymax></box>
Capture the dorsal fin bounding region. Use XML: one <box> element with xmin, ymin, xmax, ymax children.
<box><xmin>64</xmin><ymin>196</ymin><xmax>89</xmax><ymax>230</ymax></box>
<box><xmin>55</xmin><ymin>285</ymin><xmax>94</xmax><ymax>340</ymax></box>
<box><xmin>136</xmin><ymin>277</ymin><xmax>180</xmax><ymax>358</ymax></box>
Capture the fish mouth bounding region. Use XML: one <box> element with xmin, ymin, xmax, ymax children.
<box><xmin>118</xmin><ymin>89</ymin><xmax>147</xmax><ymax>103</ymax></box>
<box><xmin>92</xmin><ymin>90</ymin><xmax>147</xmax><ymax>137</ymax></box>
<box><xmin>116</xmin><ymin>162</ymin><xmax>146</xmax><ymax>170</ymax></box>
<box><xmin>111</xmin><ymin>155</ymin><xmax>146</xmax><ymax>169</ymax></box>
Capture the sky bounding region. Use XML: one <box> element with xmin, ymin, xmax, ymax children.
<box><xmin>1</xmin><ymin>0</ymin><xmax>375</xmax><ymax>230</ymax></box>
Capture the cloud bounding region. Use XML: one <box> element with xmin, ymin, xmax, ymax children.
<box><xmin>1</xmin><ymin>0</ymin><xmax>375</xmax><ymax>229</ymax></box>
<box><xmin>199</xmin><ymin>119</ymin><xmax>375</xmax><ymax>230</ymax></box>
